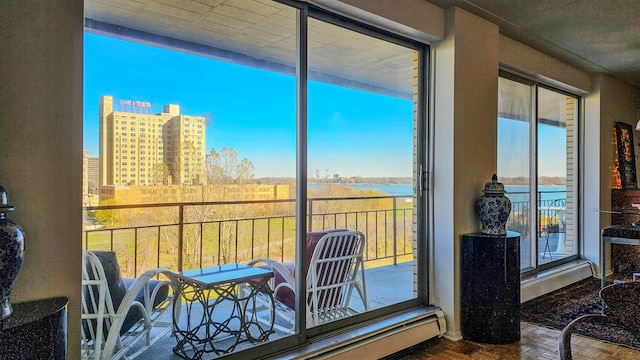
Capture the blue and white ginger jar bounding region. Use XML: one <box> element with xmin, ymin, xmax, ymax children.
<box><xmin>0</xmin><ymin>186</ymin><xmax>25</xmax><ymax>320</ymax></box>
<box><xmin>476</xmin><ymin>174</ymin><xmax>511</xmax><ymax>235</ymax></box>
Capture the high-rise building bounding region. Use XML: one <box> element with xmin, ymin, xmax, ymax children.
<box><xmin>88</xmin><ymin>156</ymin><xmax>99</xmax><ymax>193</ymax></box>
<box><xmin>83</xmin><ymin>150</ymin><xmax>89</xmax><ymax>196</ymax></box>
<box><xmin>99</xmin><ymin>96</ymin><xmax>206</xmax><ymax>186</ymax></box>
<box><xmin>83</xmin><ymin>150</ymin><xmax>100</xmax><ymax>206</ymax></box>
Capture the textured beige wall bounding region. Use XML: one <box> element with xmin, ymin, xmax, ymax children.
<box><xmin>600</xmin><ymin>76</ymin><xmax>638</xmax><ymax>191</ymax></box>
<box><xmin>0</xmin><ymin>0</ymin><xmax>83</xmax><ymax>356</ymax></box>
<box><xmin>451</xmin><ymin>9</ymin><xmax>500</xmax><ymax>235</ymax></box>
<box><xmin>583</xmin><ymin>75</ymin><xmax>638</xmax><ymax>275</ymax></box>
<box><xmin>433</xmin><ymin>6</ymin><xmax>499</xmax><ymax>340</ymax></box>
<box><xmin>583</xmin><ymin>76</ymin><xmax>602</xmax><ymax>267</ymax></box>
<box><xmin>499</xmin><ymin>35</ymin><xmax>591</xmax><ymax>93</ymax></box>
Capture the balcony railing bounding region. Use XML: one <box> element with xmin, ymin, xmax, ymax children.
<box><xmin>505</xmin><ymin>190</ymin><xmax>567</xmax><ymax>238</ymax></box>
<box><xmin>83</xmin><ymin>195</ymin><xmax>413</xmax><ymax>277</ymax></box>
<box><xmin>82</xmin><ymin>190</ymin><xmax>565</xmax><ymax>277</ymax></box>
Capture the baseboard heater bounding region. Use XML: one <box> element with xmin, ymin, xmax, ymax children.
<box><xmin>521</xmin><ymin>260</ymin><xmax>594</xmax><ymax>303</ymax></box>
<box><xmin>277</xmin><ymin>307</ymin><xmax>446</xmax><ymax>359</ymax></box>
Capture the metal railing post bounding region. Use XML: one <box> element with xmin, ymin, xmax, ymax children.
<box><xmin>393</xmin><ymin>196</ymin><xmax>397</xmax><ymax>266</ymax></box>
<box><xmin>178</xmin><ymin>204</ymin><xmax>184</xmax><ymax>271</ymax></box>
<box><xmin>308</xmin><ymin>199</ymin><xmax>313</xmax><ymax>232</ymax></box>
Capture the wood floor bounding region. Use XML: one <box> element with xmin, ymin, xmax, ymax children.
<box><xmin>389</xmin><ymin>322</ymin><xmax>640</xmax><ymax>360</ymax></box>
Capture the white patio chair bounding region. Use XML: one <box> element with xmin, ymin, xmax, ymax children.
<box><xmin>246</xmin><ymin>230</ymin><xmax>369</xmax><ymax>334</ymax></box>
<box><xmin>81</xmin><ymin>250</ymin><xmax>177</xmax><ymax>360</ymax></box>
<box><xmin>541</xmin><ymin>198</ymin><xmax>567</xmax><ymax>259</ymax></box>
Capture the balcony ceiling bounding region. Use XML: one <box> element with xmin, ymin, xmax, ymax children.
<box><xmin>84</xmin><ymin>0</ymin><xmax>640</xmax><ymax>92</ymax></box>
<box><xmin>84</xmin><ymin>0</ymin><xmax>415</xmax><ymax>98</ymax></box>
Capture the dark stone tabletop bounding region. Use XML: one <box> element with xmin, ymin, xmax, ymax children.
<box><xmin>601</xmin><ymin>224</ymin><xmax>640</xmax><ymax>239</ymax></box>
<box><xmin>0</xmin><ymin>297</ymin><xmax>67</xmax><ymax>330</ymax></box>
<box><xmin>463</xmin><ymin>231</ymin><xmax>521</xmax><ymax>239</ymax></box>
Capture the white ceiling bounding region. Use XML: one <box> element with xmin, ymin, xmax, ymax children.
<box><xmin>84</xmin><ymin>0</ymin><xmax>640</xmax><ymax>90</ymax></box>
<box><xmin>430</xmin><ymin>0</ymin><xmax>640</xmax><ymax>88</ymax></box>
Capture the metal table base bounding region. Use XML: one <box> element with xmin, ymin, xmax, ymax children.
<box><xmin>171</xmin><ymin>264</ymin><xmax>275</xmax><ymax>359</ymax></box>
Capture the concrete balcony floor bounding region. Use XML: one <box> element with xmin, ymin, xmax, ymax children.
<box><xmin>133</xmin><ymin>261</ymin><xmax>415</xmax><ymax>359</ymax></box>
<box><xmin>519</xmin><ymin>235</ymin><xmax>574</xmax><ymax>268</ymax></box>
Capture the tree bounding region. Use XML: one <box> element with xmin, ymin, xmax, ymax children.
<box><xmin>236</xmin><ymin>158</ymin><xmax>255</xmax><ymax>184</ymax></box>
<box><xmin>205</xmin><ymin>147</ymin><xmax>256</xmax><ymax>263</ymax></box>
<box><xmin>94</xmin><ymin>198</ymin><xmax>125</xmax><ymax>228</ymax></box>
<box><xmin>207</xmin><ymin>147</ymin><xmax>255</xmax><ymax>184</ymax></box>
<box><xmin>152</xmin><ymin>162</ymin><xmax>171</xmax><ymax>185</ymax></box>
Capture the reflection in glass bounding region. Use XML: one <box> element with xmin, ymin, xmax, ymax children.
<box><xmin>306</xmin><ymin>18</ymin><xmax>418</xmax><ymax>327</ymax></box>
<box><xmin>84</xmin><ymin>0</ymin><xmax>299</xmax><ymax>351</ymax></box>
<box><xmin>537</xmin><ymin>87</ymin><xmax>577</xmax><ymax>264</ymax></box>
<box><xmin>498</xmin><ymin>77</ymin><xmax>579</xmax><ymax>271</ymax></box>
<box><xmin>498</xmin><ymin>77</ymin><xmax>533</xmax><ymax>270</ymax></box>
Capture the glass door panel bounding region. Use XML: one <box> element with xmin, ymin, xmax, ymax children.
<box><xmin>537</xmin><ymin>87</ymin><xmax>578</xmax><ymax>264</ymax></box>
<box><xmin>85</xmin><ymin>1</ymin><xmax>431</xmax><ymax>355</ymax></box>
<box><xmin>498</xmin><ymin>77</ymin><xmax>533</xmax><ymax>271</ymax></box>
<box><xmin>84</xmin><ymin>0</ymin><xmax>299</xmax><ymax>352</ymax></box>
<box><xmin>306</xmin><ymin>17</ymin><xmax>419</xmax><ymax>327</ymax></box>
<box><xmin>499</xmin><ymin>75</ymin><xmax>580</xmax><ymax>273</ymax></box>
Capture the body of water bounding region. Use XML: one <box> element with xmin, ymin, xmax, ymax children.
<box><xmin>505</xmin><ymin>185</ymin><xmax>566</xmax><ymax>203</ymax></box>
<box><xmin>309</xmin><ymin>183</ymin><xmax>412</xmax><ymax>196</ymax></box>
<box><xmin>310</xmin><ymin>183</ymin><xmax>566</xmax><ymax>202</ymax></box>
<box><xmin>345</xmin><ymin>183</ymin><xmax>412</xmax><ymax>195</ymax></box>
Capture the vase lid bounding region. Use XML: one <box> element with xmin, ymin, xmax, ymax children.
<box><xmin>482</xmin><ymin>174</ymin><xmax>506</xmax><ymax>194</ymax></box>
<box><xmin>0</xmin><ymin>186</ymin><xmax>14</xmax><ymax>213</ymax></box>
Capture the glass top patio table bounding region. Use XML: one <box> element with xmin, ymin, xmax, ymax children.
<box><xmin>170</xmin><ymin>263</ymin><xmax>275</xmax><ymax>359</ymax></box>
<box><xmin>174</xmin><ymin>263</ymin><xmax>273</xmax><ymax>288</ymax></box>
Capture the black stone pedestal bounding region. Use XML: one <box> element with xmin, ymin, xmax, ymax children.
<box><xmin>0</xmin><ymin>297</ymin><xmax>68</xmax><ymax>359</ymax></box>
<box><xmin>461</xmin><ymin>232</ymin><xmax>520</xmax><ymax>344</ymax></box>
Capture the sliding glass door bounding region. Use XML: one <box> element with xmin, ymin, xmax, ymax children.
<box><xmin>84</xmin><ymin>0</ymin><xmax>429</xmax><ymax>356</ymax></box>
<box><xmin>306</xmin><ymin>15</ymin><xmax>421</xmax><ymax>328</ymax></box>
<box><xmin>498</xmin><ymin>73</ymin><xmax>579</xmax><ymax>274</ymax></box>
<box><xmin>537</xmin><ymin>87</ymin><xmax>579</xmax><ymax>265</ymax></box>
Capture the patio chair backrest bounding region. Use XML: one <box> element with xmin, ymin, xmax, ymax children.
<box><xmin>305</xmin><ymin>230</ymin><xmax>366</xmax><ymax>315</ymax></box>
<box><xmin>246</xmin><ymin>229</ymin><xmax>369</xmax><ymax>332</ymax></box>
<box><xmin>263</xmin><ymin>229</ymin><xmax>354</xmax><ymax>311</ymax></box>
<box><xmin>82</xmin><ymin>251</ymin><xmax>120</xmax><ymax>360</ymax></box>
<box><xmin>81</xmin><ymin>250</ymin><xmax>172</xmax><ymax>360</ymax></box>
<box><xmin>292</xmin><ymin>228</ymin><xmax>347</xmax><ymax>279</ymax></box>
<box><xmin>548</xmin><ymin>198</ymin><xmax>567</xmax><ymax>226</ymax></box>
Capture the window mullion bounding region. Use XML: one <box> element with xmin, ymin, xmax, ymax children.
<box><xmin>294</xmin><ymin>4</ymin><xmax>309</xmax><ymax>337</ymax></box>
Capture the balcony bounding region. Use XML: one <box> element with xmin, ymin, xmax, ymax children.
<box><xmin>82</xmin><ymin>195</ymin><xmax>415</xmax><ymax>357</ymax></box>
<box><xmin>81</xmin><ymin>191</ymin><xmax>567</xmax><ymax>357</ymax></box>
<box><xmin>83</xmin><ymin>190</ymin><xmax>568</xmax><ymax>285</ymax></box>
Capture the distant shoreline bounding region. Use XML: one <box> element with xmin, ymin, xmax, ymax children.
<box><xmin>258</xmin><ymin>176</ymin><xmax>412</xmax><ymax>185</ymax></box>
<box><xmin>309</xmin><ymin>183</ymin><xmax>413</xmax><ymax>196</ymax></box>
<box><xmin>500</xmin><ymin>176</ymin><xmax>566</xmax><ymax>186</ymax></box>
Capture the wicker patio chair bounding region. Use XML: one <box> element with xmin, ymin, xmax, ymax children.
<box><xmin>81</xmin><ymin>250</ymin><xmax>177</xmax><ymax>360</ymax></box>
<box><xmin>246</xmin><ymin>230</ymin><xmax>369</xmax><ymax>334</ymax></box>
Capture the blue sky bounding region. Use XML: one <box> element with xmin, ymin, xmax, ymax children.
<box><xmin>84</xmin><ymin>33</ymin><xmax>413</xmax><ymax>178</ymax></box>
<box><xmin>498</xmin><ymin>117</ymin><xmax>567</xmax><ymax>178</ymax></box>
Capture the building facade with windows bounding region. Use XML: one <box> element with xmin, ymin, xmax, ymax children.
<box><xmin>98</xmin><ymin>183</ymin><xmax>290</xmax><ymax>204</ymax></box>
<box><xmin>99</xmin><ymin>95</ymin><xmax>206</xmax><ymax>187</ymax></box>
<box><xmin>88</xmin><ymin>156</ymin><xmax>99</xmax><ymax>193</ymax></box>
